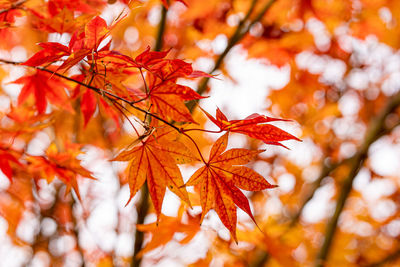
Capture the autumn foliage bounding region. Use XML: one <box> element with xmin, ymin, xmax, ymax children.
<box><xmin>1</xmin><ymin>0</ymin><xmax>400</xmax><ymax>266</ymax></box>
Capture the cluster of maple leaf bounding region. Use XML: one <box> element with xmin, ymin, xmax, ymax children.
<box><xmin>0</xmin><ymin>11</ymin><xmax>299</xmax><ymax>241</ymax></box>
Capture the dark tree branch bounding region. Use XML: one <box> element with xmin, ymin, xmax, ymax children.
<box><xmin>315</xmin><ymin>90</ymin><xmax>400</xmax><ymax>267</ymax></box>
<box><xmin>131</xmin><ymin>184</ymin><xmax>150</xmax><ymax>267</ymax></box>
<box><xmin>130</xmin><ymin>3</ymin><xmax>168</xmax><ymax>266</ymax></box>
<box><xmin>248</xmin><ymin>250</ymin><xmax>270</xmax><ymax>267</ymax></box>
<box><xmin>154</xmin><ymin>5</ymin><xmax>167</xmax><ymax>52</ymax></box>
<box><xmin>289</xmin><ymin>158</ymin><xmax>351</xmax><ymax>227</ymax></box>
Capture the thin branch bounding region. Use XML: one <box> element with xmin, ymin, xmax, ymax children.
<box><xmin>139</xmin><ymin>68</ymin><xmax>149</xmax><ymax>95</ymax></box>
<box><xmin>131</xmin><ymin>184</ymin><xmax>150</xmax><ymax>267</ymax></box>
<box><xmin>187</xmin><ymin>0</ymin><xmax>276</xmax><ymax>112</ymax></box>
<box><xmin>154</xmin><ymin>5</ymin><xmax>167</xmax><ymax>52</ymax></box>
<box><xmin>315</xmin><ymin>90</ymin><xmax>400</xmax><ymax>267</ymax></box>
<box><xmin>289</xmin><ymin>157</ymin><xmax>352</xmax><ymax>227</ymax></box>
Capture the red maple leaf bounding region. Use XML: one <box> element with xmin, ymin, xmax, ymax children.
<box><xmin>201</xmin><ymin>107</ymin><xmax>301</xmax><ymax>147</ymax></box>
<box><xmin>0</xmin><ymin>147</ymin><xmax>22</xmax><ymax>181</ymax></box>
<box><xmin>23</xmin><ymin>16</ymin><xmax>113</xmax><ymax>71</ymax></box>
<box><xmin>12</xmin><ymin>70</ymin><xmax>73</xmax><ymax>114</ymax></box>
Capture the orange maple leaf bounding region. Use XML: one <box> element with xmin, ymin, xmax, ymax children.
<box><xmin>133</xmin><ymin>47</ymin><xmax>212</xmax><ymax>81</ymax></box>
<box><xmin>114</xmin><ymin>128</ymin><xmax>196</xmax><ymax>219</ymax></box>
<box><xmin>27</xmin><ymin>143</ymin><xmax>94</xmax><ymax>200</ymax></box>
<box><xmin>146</xmin><ymin>79</ymin><xmax>205</xmax><ymax>123</ymax></box>
<box><xmin>186</xmin><ymin>132</ymin><xmax>276</xmax><ymax>242</ymax></box>
<box><xmin>136</xmin><ymin>211</ymin><xmax>200</xmax><ymax>257</ymax></box>
<box><xmin>0</xmin><ymin>147</ymin><xmax>22</xmax><ymax>181</ymax></box>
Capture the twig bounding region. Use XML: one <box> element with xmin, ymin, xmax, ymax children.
<box><xmin>289</xmin><ymin>157</ymin><xmax>351</xmax><ymax>227</ymax></box>
<box><xmin>315</xmin><ymin>90</ymin><xmax>400</xmax><ymax>267</ymax></box>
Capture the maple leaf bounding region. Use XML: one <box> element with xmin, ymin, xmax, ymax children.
<box><xmin>133</xmin><ymin>46</ymin><xmax>170</xmax><ymax>68</ymax></box>
<box><xmin>114</xmin><ymin>128</ymin><xmax>196</xmax><ymax>219</ymax></box>
<box><xmin>201</xmin><ymin>107</ymin><xmax>301</xmax><ymax>148</ymax></box>
<box><xmin>0</xmin><ymin>147</ymin><xmax>22</xmax><ymax>181</ymax></box>
<box><xmin>23</xmin><ymin>42</ymin><xmax>70</xmax><ymax>67</ymax></box>
<box><xmin>70</xmin><ymin>74</ymin><xmax>98</xmax><ymax>126</ymax></box>
<box><xmin>22</xmin><ymin>37</ymin><xmax>85</xmax><ymax>71</ymax></box>
<box><xmin>127</xmin><ymin>48</ymin><xmax>212</xmax><ymax>122</ymax></box>
<box><xmin>3</xmin><ymin>105</ymin><xmax>53</xmax><ymax>135</ymax></box>
<box><xmin>29</xmin><ymin>3</ymin><xmax>90</xmax><ymax>34</ymax></box>
<box><xmin>136</xmin><ymin>211</ymin><xmax>200</xmax><ymax>257</ymax></box>
<box><xmin>27</xmin><ymin>143</ymin><xmax>94</xmax><ymax>200</ymax></box>
<box><xmin>12</xmin><ymin>70</ymin><xmax>73</xmax><ymax>114</ymax></box>
<box><xmin>186</xmin><ymin>133</ymin><xmax>276</xmax><ymax>242</ymax></box>
<box><xmin>129</xmin><ymin>46</ymin><xmax>214</xmax><ymax>80</ymax></box>
<box><xmin>147</xmin><ymin>79</ymin><xmax>205</xmax><ymax>123</ymax></box>
<box><xmin>24</xmin><ymin>16</ymin><xmax>113</xmax><ymax>72</ymax></box>
<box><xmin>84</xmin><ymin>16</ymin><xmax>110</xmax><ymax>50</ymax></box>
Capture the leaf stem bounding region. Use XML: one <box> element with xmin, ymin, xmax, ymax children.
<box><xmin>139</xmin><ymin>68</ymin><xmax>149</xmax><ymax>95</ymax></box>
<box><xmin>180</xmin><ymin>128</ymin><xmax>222</xmax><ymax>134</ymax></box>
<box><xmin>181</xmin><ymin>131</ymin><xmax>207</xmax><ymax>164</ymax></box>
